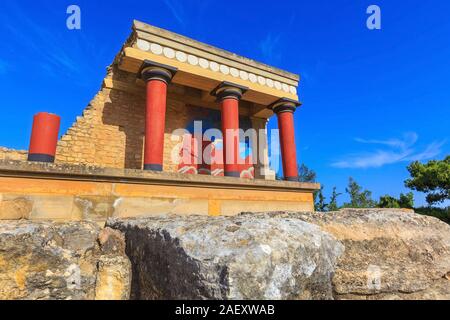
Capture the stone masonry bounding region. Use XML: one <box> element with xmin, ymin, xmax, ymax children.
<box><xmin>0</xmin><ymin>64</ymin><xmax>259</xmax><ymax>174</ymax></box>
<box><xmin>54</xmin><ymin>65</ymin><xmax>191</xmax><ymax>172</ymax></box>
<box><xmin>0</xmin><ymin>148</ymin><xmax>27</xmax><ymax>162</ymax></box>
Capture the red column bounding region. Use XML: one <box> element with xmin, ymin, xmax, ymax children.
<box><xmin>28</xmin><ymin>112</ymin><xmax>60</xmax><ymax>163</ymax></box>
<box><xmin>212</xmin><ymin>82</ymin><xmax>248</xmax><ymax>177</ymax></box>
<box><xmin>272</xmin><ymin>99</ymin><xmax>300</xmax><ymax>181</ymax></box>
<box><xmin>144</xmin><ymin>79</ymin><xmax>167</xmax><ymax>171</ymax></box>
<box><xmin>221</xmin><ymin>97</ymin><xmax>240</xmax><ymax>177</ymax></box>
<box><xmin>140</xmin><ymin>61</ymin><xmax>177</xmax><ymax>171</ymax></box>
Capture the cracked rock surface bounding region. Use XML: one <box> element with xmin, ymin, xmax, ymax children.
<box><xmin>252</xmin><ymin>209</ymin><xmax>450</xmax><ymax>300</ymax></box>
<box><xmin>108</xmin><ymin>215</ymin><xmax>344</xmax><ymax>300</ymax></box>
<box><xmin>0</xmin><ymin>221</ymin><xmax>131</xmax><ymax>300</ymax></box>
<box><xmin>108</xmin><ymin>209</ymin><xmax>450</xmax><ymax>300</ymax></box>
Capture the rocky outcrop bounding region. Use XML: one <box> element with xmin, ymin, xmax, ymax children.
<box><xmin>0</xmin><ymin>221</ymin><xmax>131</xmax><ymax>300</ymax></box>
<box><xmin>107</xmin><ymin>215</ymin><xmax>344</xmax><ymax>300</ymax></box>
<box><xmin>2</xmin><ymin>209</ymin><xmax>449</xmax><ymax>300</ymax></box>
<box><xmin>251</xmin><ymin>209</ymin><xmax>450</xmax><ymax>300</ymax></box>
<box><xmin>108</xmin><ymin>209</ymin><xmax>450</xmax><ymax>300</ymax></box>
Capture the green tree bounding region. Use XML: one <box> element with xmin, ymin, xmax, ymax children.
<box><xmin>298</xmin><ymin>163</ymin><xmax>317</xmax><ymax>183</ymax></box>
<box><xmin>343</xmin><ymin>177</ymin><xmax>377</xmax><ymax>208</ymax></box>
<box><xmin>378</xmin><ymin>192</ymin><xmax>414</xmax><ymax>209</ymax></box>
<box><xmin>405</xmin><ymin>156</ymin><xmax>450</xmax><ymax>205</ymax></box>
<box><xmin>277</xmin><ymin>163</ymin><xmax>316</xmax><ymax>182</ymax></box>
<box><xmin>398</xmin><ymin>192</ymin><xmax>415</xmax><ymax>209</ymax></box>
<box><xmin>415</xmin><ymin>206</ymin><xmax>450</xmax><ymax>224</ymax></box>
<box><xmin>328</xmin><ymin>187</ymin><xmax>342</xmax><ymax>211</ymax></box>
<box><xmin>378</xmin><ymin>195</ymin><xmax>400</xmax><ymax>208</ymax></box>
<box><xmin>315</xmin><ymin>186</ymin><xmax>328</xmax><ymax>212</ymax></box>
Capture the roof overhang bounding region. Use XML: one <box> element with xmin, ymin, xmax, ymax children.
<box><xmin>117</xmin><ymin>20</ymin><xmax>301</xmax><ymax>117</ymax></box>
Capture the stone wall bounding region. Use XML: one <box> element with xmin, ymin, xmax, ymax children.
<box><xmin>0</xmin><ymin>161</ymin><xmax>318</xmax><ymax>222</ymax></box>
<box><xmin>0</xmin><ymin>65</ymin><xmax>255</xmax><ymax>173</ymax></box>
<box><xmin>54</xmin><ymin>66</ymin><xmax>189</xmax><ymax>172</ymax></box>
<box><xmin>1</xmin><ymin>59</ymin><xmax>269</xmax><ymax>177</ymax></box>
<box><xmin>0</xmin><ymin>148</ymin><xmax>27</xmax><ymax>162</ymax></box>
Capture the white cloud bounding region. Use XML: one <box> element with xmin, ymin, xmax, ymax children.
<box><xmin>163</xmin><ymin>0</ymin><xmax>187</xmax><ymax>28</ymax></box>
<box><xmin>404</xmin><ymin>141</ymin><xmax>446</xmax><ymax>162</ymax></box>
<box><xmin>354</xmin><ymin>132</ymin><xmax>418</xmax><ymax>149</ymax></box>
<box><xmin>332</xmin><ymin>132</ymin><xmax>445</xmax><ymax>169</ymax></box>
<box><xmin>259</xmin><ymin>33</ymin><xmax>282</xmax><ymax>65</ymax></box>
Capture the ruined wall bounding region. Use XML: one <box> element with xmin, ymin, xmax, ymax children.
<box><xmin>0</xmin><ymin>161</ymin><xmax>316</xmax><ymax>221</ymax></box>
<box><xmin>1</xmin><ymin>65</ymin><xmax>257</xmax><ymax>174</ymax></box>
<box><xmin>53</xmin><ymin>65</ymin><xmax>258</xmax><ymax>174</ymax></box>
<box><xmin>54</xmin><ymin>67</ymin><xmax>198</xmax><ymax>172</ymax></box>
<box><xmin>0</xmin><ymin>148</ymin><xmax>28</xmax><ymax>162</ymax></box>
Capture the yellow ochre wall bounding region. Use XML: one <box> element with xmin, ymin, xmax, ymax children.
<box><xmin>0</xmin><ymin>176</ymin><xmax>314</xmax><ymax>223</ymax></box>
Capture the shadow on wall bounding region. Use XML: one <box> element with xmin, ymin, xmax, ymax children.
<box><xmin>101</xmin><ymin>74</ymin><xmax>187</xmax><ymax>170</ymax></box>
<box><xmin>102</xmin><ymin>80</ymin><xmax>146</xmax><ymax>170</ymax></box>
<box><xmin>101</xmin><ymin>72</ymin><xmax>255</xmax><ymax>173</ymax></box>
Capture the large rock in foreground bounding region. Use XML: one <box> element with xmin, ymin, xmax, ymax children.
<box><xmin>0</xmin><ymin>221</ymin><xmax>131</xmax><ymax>300</ymax></box>
<box><xmin>108</xmin><ymin>215</ymin><xmax>344</xmax><ymax>300</ymax></box>
<box><xmin>108</xmin><ymin>209</ymin><xmax>450</xmax><ymax>300</ymax></box>
<box><xmin>5</xmin><ymin>209</ymin><xmax>446</xmax><ymax>300</ymax></box>
<box><xmin>257</xmin><ymin>209</ymin><xmax>450</xmax><ymax>300</ymax></box>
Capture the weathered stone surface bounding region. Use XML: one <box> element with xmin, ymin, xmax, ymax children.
<box><xmin>2</xmin><ymin>208</ymin><xmax>448</xmax><ymax>300</ymax></box>
<box><xmin>107</xmin><ymin>215</ymin><xmax>344</xmax><ymax>300</ymax></box>
<box><xmin>0</xmin><ymin>221</ymin><xmax>131</xmax><ymax>300</ymax></box>
<box><xmin>0</xmin><ymin>196</ymin><xmax>33</xmax><ymax>220</ymax></box>
<box><xmin>0</xmin><ymin>147</ymin><xmax>27</xmax><ymax>162</ymax></box>
<box><xmin>256</xmin><ymin>209</ymin><xmax>450</xmax><ymax>300</ymax></box>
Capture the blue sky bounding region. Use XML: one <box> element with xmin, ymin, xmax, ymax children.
<box><xmin>0</xmin><ymin>0</ymin><xmax>449</xmax><ymax>206</ymax></box>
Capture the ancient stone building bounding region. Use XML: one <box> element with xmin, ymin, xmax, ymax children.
<box><xmin>0</xmin><ymin>21</ymin><xmax>320</xmax><ymax>221</ymax></box>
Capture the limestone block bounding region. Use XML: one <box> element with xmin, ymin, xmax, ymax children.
<box><xmin>0</xmin><ymin>195</ymin><xmax>33</xmax><ymax>220</ymax></box>
<box><xmin>220</xmin><ymin>200</ymin><xmax>313</xmax><ymax>216</ymax></box>
<box><xmin>107</xmin><ymin>209</ymin><xmax>450</xmax><ymax>300</ymax></box>
<box><xmin>107</xmin><ymin>215</ymin><xmax>344</xmax><ymax>300</ymax></box>
<box><xmin>28</xmin><ymin>195</ymin><xmax>80</xmax><ymax>221</ymax></box>
<box><xmin>112</xmin><ymin>197</ymin><xmax>209</xmax><ymax>218</ymax></box>
<box><xmin>74</xmin><ymin>196</ymin><xmax>117</xmax><ymax>222</ymax></box>
<box><xmin>0</xmin><ymin>221</ymin><xmax>131</xmax><ymax>300</ymax></box>
<box><xmin>257</xmin><ymin>209</ymin><xmax>450</xmax><ymax>300</ymax></box>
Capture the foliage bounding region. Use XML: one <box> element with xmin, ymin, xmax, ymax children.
<box><xmin>398</xmin><ymin>192</ymin><xmax>415</xmax><ymax>209</ymax></box>
<box><xmin>315</xmin><ymin>186</ymin><xmax>328</xmax><ymax>212</ymax></box>
<box><xmin>276</xmin><ymin>163</ymin><xmax>316</xmax><ymax>182</ymax></box>
<box><xmin>343</xmin><ymin>177</ymin><xmax>377</xmax><ymax>208</ymax></box>
<box><xmin>328</xmin><ymin>187</ymin><xmax>342</xmax><ymax>211</ymax></box>
<box><xmin>298</xmin><ymin>163</ymin><xmax>317</xmax><ymax>183</ymax></box>
<box><xmin>378</xmin><ymin>192</ymin><xmax>414</xmax><ymax>209</ymax></box>
<box><xmin>378</xmin><ymin>195</ymin><xmax>400</xmax><ymax>208</ymax></box>
<box><xmin>415</xmin><ymin>206</ymin><xmax>450</xmax><ymax>224</ymax></box>
<box><xmin>405</xmin><ymin>156</ymin><xmax>450</xmax><ymax>205</ymax></box>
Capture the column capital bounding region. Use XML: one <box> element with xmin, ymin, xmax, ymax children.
<box><xmin>269</xmin><ymin>98</ymin><xmax>302</xmax><ymax>114</ymax></box>
<box><xmin>139</xmin><ymin>60</ymin><xmax>178</xmax><ymax>84</ymax></box>
<box><xmin>211</xmin><ymin>81</ymin><xmax>248</xmax><ymax>101</ymax></box>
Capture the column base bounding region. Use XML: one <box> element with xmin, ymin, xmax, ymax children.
<box><xmin>144</xmin><ymin>164</ymin><xmax>163</xmax><ymax>171</ymax></box>
<box><xmin>224</xmin><ymin>171</ymin><xmax>241</xmax><ymax>178</ymax></box>
<box><xmin>285</xmin><ymin>176</ymin><xmax>299</xmax><ymax>182</ymax></box>
<box><xmin>28</xmin><ymin>154</ymin><xmax>55</xmax><ymax>163</ymax></box>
